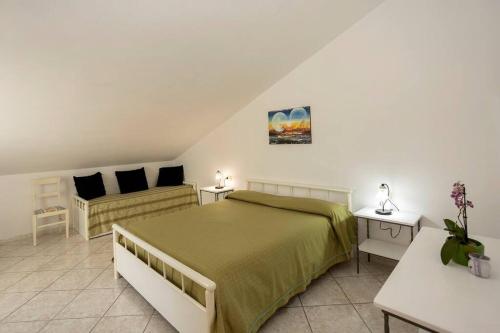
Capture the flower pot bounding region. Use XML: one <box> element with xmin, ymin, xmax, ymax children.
<box><xmin>451</xmin><ymin>238</ymin><xmax>484</xmax><ymax>266</ymax></box>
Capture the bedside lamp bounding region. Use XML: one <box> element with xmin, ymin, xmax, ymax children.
<box><xmin>375</xmin><ymin>183</ymin><xmax>399</xmax><ymax>215</ymax></box>
<box><xmin>215</xmin><ymin>170</ymin><xmax>224</xmax><ymax>189</ymax></box>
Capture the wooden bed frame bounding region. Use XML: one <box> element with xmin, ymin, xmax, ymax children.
<box><xmin>112</xmin><ymin>179</ymin><xmax>352</xmax><ymax>333</ymax></box>
<box><xmin>73</xmin><ymin>181</ymin><xmax>197</xmax><ymax>240</ymax></box>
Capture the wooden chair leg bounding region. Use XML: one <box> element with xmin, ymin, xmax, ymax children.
<box><xmin>32</xmin><ymin>215</ymin><xmax>37</xmax><ymax>246</ymax></box>
<box><xmin>65</xmin><ymin>211</ymin><xmax>69</xmax><ymax>239</ymax></box>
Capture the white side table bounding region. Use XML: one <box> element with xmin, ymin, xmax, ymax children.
<box><xmin>374</xmin><ymin>227</ymin><xmax>500</xmax><ymax>333</ymax></box>
<box><xmin>353</xmin><ymin>207</ymin><xmax>422</xmax><ymax>274</ymax></box>
<box><xmin>199</xmin><ymin>186</ymin><xmax>234</xmax><ymax>205</ymax></box>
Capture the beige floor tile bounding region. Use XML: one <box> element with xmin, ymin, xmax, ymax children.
<box><xmin>304</xmin><ymin>304</ymin><xmax>370</xmax><ymax>333</ymax></box>
<box><xmin>4</xmin><ymin>256</ymin><xmax>55</xmax><ymax>272</ymax></box>
<box><xmin>56</xmin><ymin>288</ymin><xmax>122</xmax><ymax>319</ymax></box>
<box><xmin>106</xmin><ymin>287</ymin><xmax>154</xmax><ymax>317</ymax></box>
<box><xmin>0</xmin><ymin>272</ymin><xmax>28</xmax><ymax>291</ymax></box>
<box><xmin>39</xmin><ymin>317</ymin><xmax>99</xmax><ymax>333</ymax></box>
<box><xmin>33</xmin><ymin>243</ymin><xmax>78</xmax><ymax>257</ymax></box>
<box><xmin>335</xmin><ymin>276</ymin><xmax>382</xmax><ymax>303</ymax></box>
<box><xmin>33</xmin><ymin>234</ymin><xmax>70</xmax><ymax>248</ymax></box>
<box><xmin>375</xmin><ymin>273</ymin><xmax>390</xmax><ymax>284</ymax></box>
<box><xmin>0</xmin><ymin>321</ymin><xmax>47</xmax><ymax>333</ymax></box>
<box><xmin>284</xmin><ymin>295</ymin><xmax>302</xmax><ymax>308</ymax></box>
<box><xmin>5</xmin><ymin>290</ymin><xmax>80</xmax><ymax>322</ymax></box>
<box><xmin>64</xmin><ymin>245</ymin><xmax>90</xmax><ymax>256</ymax></box>
<box><xmin>144</xmin><ymin>315</ymin><xmax>178</xmax><ymax>333</ymax></box>
<box><xmin>0</xmin><ymin>257</ymin><xmax>24</xmax><ymax>272</ymax></box>
<box><xmin>93</xmin><ymin>242</ymin><xmax>113</xmax><ymax>254</ymax></box>
<box><xmin>66</xmin><ymin>242</ymin><xmax>107</xmax><ymax>256</ymax></box>
<box><xmin>39</xmin><ymin>253</ymin><xmax>87</xmax><ymax>270</ymax></box>
<box><xmin>6</xmin><ymin>246</ymin><xmax>39</xmax><ymax>257</ymax></box>
<box><xmin>0</xmin><ymin>292</ymin><xmax>37</xmax><ymax>320</ymax></box>
<box><xmin>300</xmin><ymin>274</ymin><xmax>348</xmax><ymax>306</ymax></box>
<box><xmin>354</xmin><ymin>303</ymin><xmax>418</xmax><ymax>333</ymax></box>
<box><xmin>0</xmin><ymin>245</ymin><xmax>19</xmax><ymax>257</ymax></box>
<box><xmin>77</xmin><ymin>253</ymin><xmax>113</xmax><ymax>269</ymax></box>
<box><xmin>259</xmin><ymin>307</ymin><xmax>311</xmax><ymax>333</ymax></box>
<box><xmin>364</xmin><ymin>258</ymin><xmax>397</xmax><ymax>275</ymax></box>
<box><xmin>329</xmin><ymin>259</ymin><xmax>371</xmax><ymax>277</ymax></box>
<box><xmin>6</xmin><ymin>270</ymin><xmax>66</xmax><ymax>292</ymax></box>
<box><xmin>52</xmin><ymin>238</ymin><xmax>85</xmax><ymax>248</ymax></box>
<box><xmin>92</xmin><ymin>315</ymin><xmax>150</xmax><ymax>333</ymax></box>
<box><xmin>87</xmin><ymin>269</ymin><xmax>128</xmax><ymax>290</ymax></box>
<box><xmin>46</xmin><ymin>269</ymin><xmax>102</xmax><ymax>291</ymax></box>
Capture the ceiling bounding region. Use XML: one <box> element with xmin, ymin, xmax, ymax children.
<box><xmin>0</xmin><ymin>0</ymin><xmax>382</xmax><ymax>175</ymax></box>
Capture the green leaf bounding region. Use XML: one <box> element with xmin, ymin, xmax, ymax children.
<box><xmin>454</xmin><ymin>227</ymin><xmax>465</xmax><ymax>241</ymax></box>
<box><xmin>444</xmin><ymin>219</ymin><xmax>458</xmax><ymax>231</ymax></box>
<box><xmin>441</xmin><ymin>238</ymin><xmax>459</xmax><ymax>265</ymax></box>
<box><xmin>443</xmin><ymin>219</ymin><xmax>466</xmax><ymax>240</ymax></box>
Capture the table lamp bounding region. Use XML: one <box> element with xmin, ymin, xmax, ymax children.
<box><xmin>215</xmin><ymin>170</ymin><xmax>224</xmax><ymax>189</ymax></box>
<box><xmin>375</xmin><ymin>183</ymin><xmax>399</xmax><ymax>215</ymax></box>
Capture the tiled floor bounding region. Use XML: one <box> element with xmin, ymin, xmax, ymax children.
<box><xmin>0</xmin><ymin>231</ymin><xmax>416</xmax><ymax>333</ymax></box>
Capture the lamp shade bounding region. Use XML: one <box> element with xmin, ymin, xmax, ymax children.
<box><xmin>215</xmin><ymin>170</ymin><xmax>223</xmax><ymax>181</ymax></box>
<box><xmin>376</xmin><ymin>184</ymin><xmax>389</xmax><ymax>202</ymax></box>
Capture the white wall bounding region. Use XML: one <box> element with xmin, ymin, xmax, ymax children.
<box><xmin>0</xmin><ymin>161</ymin><xmax>176</xmax><ymax>240</ymax></box>
<box><xmin>178</xmin><ymin>0</ymin><xmax>500</xmax><ymax>240</ymax></box>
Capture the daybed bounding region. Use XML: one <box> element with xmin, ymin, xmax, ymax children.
<box><xmin>73</xmin><ymin>182</ymin><xmax>198</xmax><ymax>240</ymax></box>
<box><xmin>112</xmin><ymin>179</ymin><xmax>354</xmax><ymax>333</ymax></box>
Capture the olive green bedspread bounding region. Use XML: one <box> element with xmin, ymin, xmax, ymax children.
<box><xmin>120</xmin><ymin>190</ymin><xmax>356</xmax><ymax>333</ymax></box>
<box><xmin>88</xmin><ymin>185</ymin><xmax>198</xmax><ymax>237</ymax></box>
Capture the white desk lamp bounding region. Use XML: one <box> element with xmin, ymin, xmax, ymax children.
<box><xmin>215</xmin><ymin>170</ymin><xmax>224</xmax><ymax>189</ymax></box>
<box><xmin>375</xmin><ymin>183</ymin><xmax>399</xmax><ymax>215</ymax></box>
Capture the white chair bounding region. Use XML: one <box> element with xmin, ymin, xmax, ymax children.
<box><xmin>32</xmin><ymin>177</ymin><xmax>69</xmax><ymax>246</ymax></box>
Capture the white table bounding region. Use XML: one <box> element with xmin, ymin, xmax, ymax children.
<box><xmin>354</xmin><ymin>207</ymin><xmax>422</xmax><ymax>273</ymax></box>
<box><xmin>199</xmin><ymin>186</ymin><xmax>234</xmax><ymax>205</ymax></box>
<box><xmin>374</xmin><ymin>227</ymin><xmax>500</xmax><ymax>333</ymax></box>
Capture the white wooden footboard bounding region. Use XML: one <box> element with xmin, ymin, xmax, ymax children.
<box><xmin>112</xmin><ymin>224</ymin><xmax>216</xmax><ymax>333</ymax></box>
<box><xmin>72</xmin><ymin>195</ymin><xmax>90</xmax><ymax>240</ymax></box>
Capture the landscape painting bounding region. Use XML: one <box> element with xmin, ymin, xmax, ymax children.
<box><xmin>268</xmin><ymin>106</ymin><xmax>312</xmax><ymax>144</ymax></box>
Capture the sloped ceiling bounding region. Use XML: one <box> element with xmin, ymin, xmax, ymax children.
<box><xmin>0</xmin><ymin>0</ymin><xmax>383</xmax><ymax>175</ymax></box>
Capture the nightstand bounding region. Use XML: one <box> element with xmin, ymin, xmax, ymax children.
<box><xmin>353</xmin><ymin>207</ymin><xmax>422</xmax><ymax>274</ymax></box>
<box><xmin>199</xmin><ymin>186</ymin><xmax>234</xmax><ymax>205</ymax></box>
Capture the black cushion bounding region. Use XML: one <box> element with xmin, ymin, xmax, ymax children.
<box><xmin>157</xmin><ymin>165</ymin><xmax>184</xmax><ymax>187</ymax></box>
<box><xmin>73</xmin><ymin>172</ymin><xmax>106</xmax><ymax>200</ymax></box>
<box><xmin>115</xmin><ymin>167</ymin><xmax>149</xmax><ymax>194</ymax></box>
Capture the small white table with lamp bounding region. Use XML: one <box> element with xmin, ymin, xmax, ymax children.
<box><xmin>199</xmin><ymin>186</ymin><xmax>234</xmax><ymax>205</ymax></box>
<box><xmin>354</xmin><ymin>207</ymin><xmax>421</xmax><ymax>273</ymax></box>
<box><xmin>354</xmin><ymin>184</ymin><xmax>422</xmax><ymax>273</ymax></box>
<box><xmin>199</xmin><ymin>170</ymin><xmax>234</xmax><ymax>205</ymax></box>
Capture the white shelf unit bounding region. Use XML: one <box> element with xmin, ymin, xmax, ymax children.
<box><xmin>354</xmin><ymin>207</ymin><xmax>422</xmax><ymax>273</ymax></box>
<box><xmin>358</xmin><ymin>239</ymin><xmax>408</xmax><ymax>261</ymax></box>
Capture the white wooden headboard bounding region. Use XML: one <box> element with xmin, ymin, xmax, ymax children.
<box><xmin>247</xmin><ymin>178</ymin><xmax>352</xmax><ymax>211</ymax></box>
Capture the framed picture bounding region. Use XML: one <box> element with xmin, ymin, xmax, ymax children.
<box><xmin>268</xmin><ymin>106</ymin><xmax>312</xmax><ymax>144</ymax></box>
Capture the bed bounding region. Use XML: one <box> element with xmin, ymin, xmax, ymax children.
<box><xmin>112</xmin><ymin>179</ymin><xmax>355</xmax><ymax>333</ymax></box>
<box><xmin>73</xmin><ymin>182</ymin><xmax>198</xmax><ymax>240</ymax></box>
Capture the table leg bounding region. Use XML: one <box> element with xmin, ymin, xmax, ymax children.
<box><xmin>200</xmin><ymin>191</ymin><xmax>203</xmax><ymax>206</ymax></box>
<box><xmin>356</xmin><ymin>218</ymin><xmax>360</xmax><ymax>274</ymax></box>
<box><xmin>384</xmin><ymin>311</ymin><xmax>390</xmax><ymax>333</ymax></box>
<box><xmin>418</xmin><ymin>219</ymin><xmax>421</xmax><ymax>231</ymax></box>
<box><xmin>410</xmin><ymin>226</ymin><xmax>414</xmax><ymax>242</ymax></box>
<box><xmin>367</xmin><ymin>219</ymin><xmax>371</xmax><ymax>262</ymax></box>
<box><xmin>215</xmin><ymin>193</ymin><xmax>219</xmax><ymax>201</ymax></box>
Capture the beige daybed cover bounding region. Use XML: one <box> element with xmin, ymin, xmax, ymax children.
<box><xmin>87</xmin><ymin>185</ymin><xmax>198</xmax><ymax>237</ymax></box>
